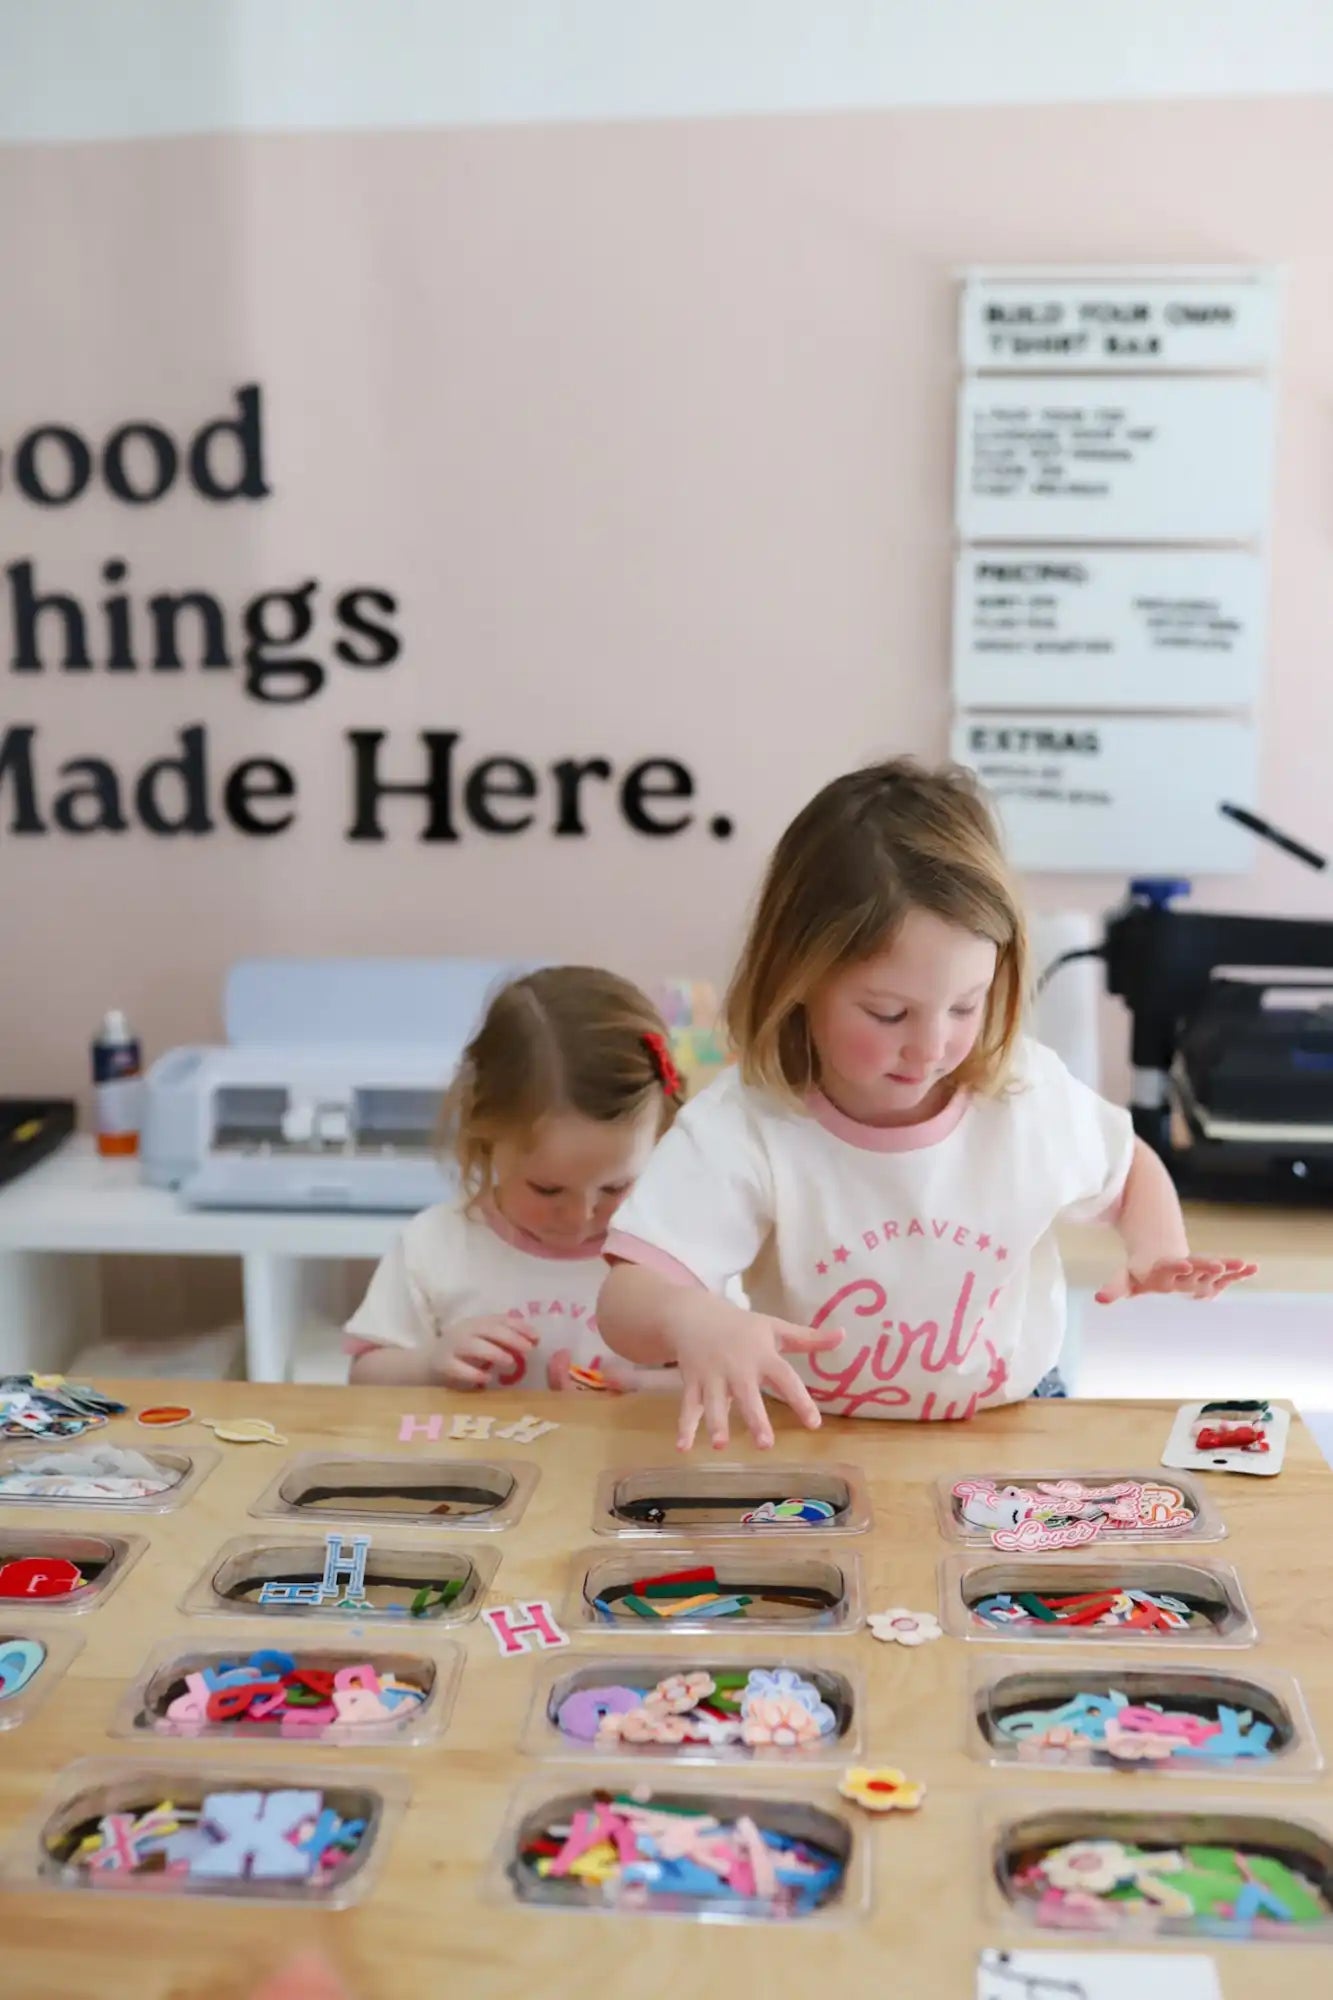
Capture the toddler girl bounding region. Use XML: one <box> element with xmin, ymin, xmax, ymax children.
<box><xmin>599</xmin><ymin>759</ymin><xmax>1254</xmax><ymax>1449</ymax></box>
<box><xmin>347</xmin><ymin>966</ymin><xmax>683</xmax><ymax>1389</ymax></box>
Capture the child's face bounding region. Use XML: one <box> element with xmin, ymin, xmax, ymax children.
<box><xmin>491</xmin><ymin>1104</ymin><xmax>661</xmax><ymax>1252</ymax></box>
<box><xmin>806</xmin><ymin>906</ymin><xmax>997</xmax><ymax>1123</ymax></box>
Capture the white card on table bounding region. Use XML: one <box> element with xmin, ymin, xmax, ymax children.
<box><xmin>977</xmin><ymin>1948</ymin><xmax>1221</xmax><ymax>2000</ymax></box>
<box><xmin>1162</xmin><ymin>1399</ymin><xmax>1290</xmax><ymax>1477</ymax></box>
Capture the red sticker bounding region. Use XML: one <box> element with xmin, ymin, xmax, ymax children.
<box><xmin>0</xmin><ymin>1557</ymin><xmax>84</xmax><ymax>1599</ymax></box>
<box><xmin>137</xmin><ymin>1405</ymin><xmax>194</xmax><ymax>1428</ymax></box>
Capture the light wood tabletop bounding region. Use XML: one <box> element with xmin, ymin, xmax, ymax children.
<box><xmin>0</xmin><ymin>1382</ymin><xmax>1331</xmax><ymax>2000</ymax></box>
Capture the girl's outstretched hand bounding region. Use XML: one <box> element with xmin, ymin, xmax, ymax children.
<box><xmin>1095</xmin><ymin>1255</ymin><xmax>1257</xmax><ymax>1305</ymax></box>
<box><xmin>662</xmin><ymin>1291</ymin><xmax>845</xmax><ymax>1451</ymax></box>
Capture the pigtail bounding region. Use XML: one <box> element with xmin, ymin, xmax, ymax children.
<box><xmin>437</xmin><ymin>1047</ymin><xmax>486</xmax><ymax>1202</ymax></box>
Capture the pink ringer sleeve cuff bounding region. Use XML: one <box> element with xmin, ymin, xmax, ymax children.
<box><xmin>343</xmin><ymin>1335</ymin><xmax>383</xmax><ymax>1359</ymax></box>
<box><xmin>602</xmin><ymin>1230</ymin><xmax>706</xmax><ymax>1289</ymax></box>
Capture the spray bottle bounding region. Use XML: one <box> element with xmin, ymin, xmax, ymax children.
<box><xmin>92</xmin><ymin>1010</ymin><xmax>143</xmax><ymax>1158</ymax></box>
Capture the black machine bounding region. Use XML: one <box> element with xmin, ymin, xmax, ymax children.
<box><xmin>1089</xmin><ymin>809</ymin><xmax>1333</xmax><ymax>1205</ymax></box>
<box><xmin>0</xmin><ymin>1100</ymin><xmax>75</xmax><ymax>1188</ymax></box>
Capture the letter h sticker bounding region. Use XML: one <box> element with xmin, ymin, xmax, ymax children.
<box><xmin>481</xmin><ymin>1600</ymin><xmax>569</xmax><ymax>1656</ymax></box>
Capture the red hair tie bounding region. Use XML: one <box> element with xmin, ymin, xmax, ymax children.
<box><xmin>643</xmin><ymin>1032</ymin><xmax>682</xmax><ymax>1097</ymax></box>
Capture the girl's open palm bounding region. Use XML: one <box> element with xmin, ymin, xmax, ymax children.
<box><xmin>665</xmin><ymin>1293</ymin><xmax>845</xmax><ymax>1452</ymax></box>
<box><xmin>1096</xmin><ymin>1256</ymin><xmax>1257</xmax><ymax>1306</ymax></box>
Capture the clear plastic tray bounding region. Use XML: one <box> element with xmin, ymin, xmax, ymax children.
<box><xmin>489</xmin><ymin>1770</ymin><xmax>866</xmax><ymax>1923</ymax></box>
<box><xmin>0</xmin><ymin>1529</ymin><xmax>145</xmax><ymax>1615</ymax></box>
<box><xmin>180</xmin><ymin>1533</ymin><xmax>497</xmax><ymax>1627</ymax></box>
<box><xmin>987</xmin><ymin>1793</ymin><xmax>1333</xmax><ymax>1941</ymax></box>
<box><xmin>2</xmin><ymin>1755</ymin><xmax>405</xmax><ymax>1906</ymax></box>
<box><xmin>939</xmin><ymin>1553</ymin><xmax>1255</xmax><ymax>1646</ymax></box>
<box><xmin>0</xmin><ymin>1628</ymin><xmax>83</xmax><ymax>1732</ymax></box>
<box><xmin>969</xmin><ymin>1654</ymin><xmax>1320</xmax><ymax>1778</ymax></box>
<box><xmin>0</xmin><ymin>1442</ymin><xmax>216</xmax><ymax>1514</ymax></box>
<box><xmin>936</xmin><ymin>1468</ymin><xmax>1225</xmax><ymax>1550</ymax></box>
<box><xmin>521</xmin><ymin>1654</ymin><xmax>863</xmax><ymax>1764</ymax></box>
<box><xmin>591</xmin><ymin>1463</ymin><xmax>870</xmax><ymax>1538</ymax></box>
<box><xmin>568</xmin><ymin>1545</ymin><xmax>863</xmax><ymax>1636</ymax></box>
<box><xmin>249</xmin><ymin>1452</ymin><xmax>536</xmax><ymax>1532</ymax></box>
<box><xmin>112</xmin><ymin>1636</ymin><xmax>462</xmax><ymax>1748</ymax></box>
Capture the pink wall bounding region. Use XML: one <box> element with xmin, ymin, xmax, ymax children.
<box><xmin>2</xmin><ymin>94</ymin><xmax>1331</xmax><ymax>1106</ymax></box>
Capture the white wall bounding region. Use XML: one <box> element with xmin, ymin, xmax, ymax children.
<box><xmin>3</xmin><ymin>0</ymin><xmax>1333</xmax><ymax>144</ymax></box>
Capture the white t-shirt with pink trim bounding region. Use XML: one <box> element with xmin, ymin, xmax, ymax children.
<box><xmin>345</xmin><ymin>1201</ymin><xmax>611</xmax><ymax>1390</ymax></box>
<box><xmin>604</xmin><ymin>1038</ymin><xmax>1134</xmax><ymax>1420</ymax></box>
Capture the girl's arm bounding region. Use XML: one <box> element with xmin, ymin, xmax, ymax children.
<box><xmin>1112</xmin><ymin>1138</ymin><xmax>1190</xmax><ymax>1267</ymax></box>
<box><xmin>347</xmin><ymin>1343</ymin><xmax>437</xmax><ymax>1386</ymax></box>
<box><xmin>599</xmin><ymin>1076</ymin><xmax>844</xmax><ymax>1448</ymax></box>
<box><xmin>1096</xmin><ymin>1138</ymin><xmax>1256</xmax><ymax>1303</ymax></box>
<box><xmin>597</xmin><ymin>1263</ymin><xmax>687</xmax><ymax>1366</ymax></box>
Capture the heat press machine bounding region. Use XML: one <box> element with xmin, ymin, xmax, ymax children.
<box><xmin>1095</xmin><ymin>809</ymin><xmax>1333</xmax><ymax>1203</ymax></box>
<box><xmin>0</xmin><ymin>1100</ymin><xmax>76</xmax><ymax>1187</ymax></box>
<box><xmin>141</xmin><ymin>957</ymin><xmax>528</xmax><ymax>1212</ymax></box>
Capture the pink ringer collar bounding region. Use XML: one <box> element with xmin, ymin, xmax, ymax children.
<box><xmin>807</xmin><ymin>1086</ymin><xmax>970</xmax><ymax>1153</ymax></box>
<box><xmin>480</xmin><ymin>1200</ymin><xmax>606</xmax><ymax>1262</ymax></box>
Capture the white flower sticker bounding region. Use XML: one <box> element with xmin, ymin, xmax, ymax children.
<box><xmin>868</xmin><ymin>1607</ymin><xmax>943</xmax><ymax>1647</ymax></box>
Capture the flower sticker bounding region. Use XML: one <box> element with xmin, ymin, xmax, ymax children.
<box><xmin>868</xmin><ymin>1608</ymin><xmax>942</xmax><ymax>1647</ymax></box>
<box><xmin>1043</xmin><ymin>1840</ymin><xmax>1136</xmax><ymax>1895</ymax></box>
<box><xmin>742</xmin><ymin>1668</ymin><xmax>835</xmax><ymax>1736</ymax></box>
<box><xmin>744</xmin><ymin>1667</ymin><xmax>813</xmax><ymax>1706</ymax></box>
<box><xmin>644</xmin><ymin>1671</ymin><xmax>715</xmax><ymax>1715</ymax></box>
<box><xmin>741</xmin><ymin>1696</ymin><xmax>824</xmax><ymax>1749</ymax></box>
<box><xmin>838</xmin><ymin>1766</ymin><xmax>925</xmax><ymax>1813</ymax></box>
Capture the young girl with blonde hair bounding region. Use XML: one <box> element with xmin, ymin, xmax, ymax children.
<box><xmin>599</xmin><ymin>759</ymin><xmax>1253</xmax><ymax>1449</ymax></box>
<box><xmin>348</xmin><ymin>966</ymin><xmax>683</xmax><ymax>1389</ymax></box>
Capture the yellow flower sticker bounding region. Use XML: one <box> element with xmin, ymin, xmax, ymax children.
<box><xmin>837</xmin><ymin>1766</ymin><xmax>925</xmax><ymax>1814</ymax></box>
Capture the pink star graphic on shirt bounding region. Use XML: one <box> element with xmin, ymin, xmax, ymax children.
<box><xmin>995</xmin><ymin>1245</ymin><xmax>1008</xmax><ymax>1262</ymax></box>
<box><xmin>976</xmin><ymin>1233</ymin><xmax>991</xmax><ymax>1251</ymax></box>
<box><xmin>816</xmin><ymin>1260</ymin><xmax>829</xmax><ymax>1276</ymax></box>
<box><xmin>833</xmin><ymin>1245</ymin><xmax>850</xmax><ymax>1264</ymax></box>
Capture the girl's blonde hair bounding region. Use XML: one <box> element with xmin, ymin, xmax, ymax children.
<box><xmin>441</xmin><ymin>966</ymin><xmax>683</xmax><ymax>1206</ymax></box>
<box><xmin>725</xmin><ymin>758</ymin><xmax>1029</xmax><ymax>1104</ymax></box>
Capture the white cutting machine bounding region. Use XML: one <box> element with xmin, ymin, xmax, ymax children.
<box><xmin>141</xmin><ymin>957</ymin><xmax>527</xmax><ymax>1211</ymax></box>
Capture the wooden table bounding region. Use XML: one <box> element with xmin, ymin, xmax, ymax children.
<box><xmin>1</xmin><ymin>1383</ymin><xmax>1331</xmax><ymax>1999</ymax></box>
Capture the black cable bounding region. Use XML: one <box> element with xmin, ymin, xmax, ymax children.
<box><xmin>1036</xmin><ymin>945</ymin><xmax>1105</xmax><ymax>997</ymax></box>
<box><xmin>1219</xmin><ymin>802</ymin><xmax>1327</xmax><ymax>872</ymax></box>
